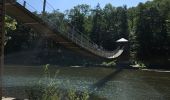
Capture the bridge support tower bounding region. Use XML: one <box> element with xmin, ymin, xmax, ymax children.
<box><xmin>116</xmin><ymin>38</ymin><xmax>130</xmax><ymax>68</ymax></box>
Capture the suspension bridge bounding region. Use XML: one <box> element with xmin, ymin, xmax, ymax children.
<box><xmin>4</xmin><ymin>0</ymin><xmax>128</xmax><ymax>59</ymax></box>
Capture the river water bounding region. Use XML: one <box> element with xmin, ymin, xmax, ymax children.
<box><xmin>3</xmin><ymin>65</ymin><xmax>170</xmax><ymax>100</ymax></box>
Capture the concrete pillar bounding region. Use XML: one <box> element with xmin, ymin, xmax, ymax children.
<box><xmin>0</xmin><ymin>0</ymin><xmax>5</xmax><ymax>98</ymax></box>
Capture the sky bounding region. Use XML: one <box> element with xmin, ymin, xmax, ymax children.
<box><xmin>18</xmin><ymin>0</ymin><xmax>151</xmax><ymax>13</ymax></box>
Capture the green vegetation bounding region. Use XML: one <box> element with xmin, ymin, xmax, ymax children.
<box><xmin>133</xmin><ymin>61</ymin><xmax>147</xmax><ymax>69</ymax></box>
<box><xmin>25</xmin><ymin>64</ymin><xmax>90</xmax><ymax>100</ymax></box>
<box><xmin>129</xmin><ymin>0</ymin><xmax>170</xmax><ymax>60</ymax></box>
<box><xmin>5</xmin><ymin>0</ymin><xmax>170</xmax><ymax>67</ymax></box>
<box><xmin>5</xmin><ymin>16</ymin><xmax>17</xmax><ymax>45</ymax></box>
<box><xmin>101</xmin><ymin>60</ymin><xmax>116</xmax><ymax>67</ymax></box>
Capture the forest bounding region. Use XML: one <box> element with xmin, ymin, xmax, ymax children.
<box><xmin>5</xmin><ymin>0</ymin><xmax>170</xmax><ymax>65</ymax></box>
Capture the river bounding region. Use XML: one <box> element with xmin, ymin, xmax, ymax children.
<box><xmin>3</xmin><ymin>65</ymin><xmax>170</xmax><ymax>100</ymax></box>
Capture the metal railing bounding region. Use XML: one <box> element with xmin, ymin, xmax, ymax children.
<box><xmin>10</xmin><ymin>0</ymin><xmax>121</xmax><ymax>58</ymax></box>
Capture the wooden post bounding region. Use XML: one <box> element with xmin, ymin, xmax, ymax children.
<box><xmin>0</xmin><ymin>0</ymin><xmax>5</xmax><ymax>98</ymax></box>
<box><xmin>23</xmin><ymin>1</ymin><xmax>26</xmax><ymax>7</ymax></box>
<box><xmin>42</xmin><ymin>0</ymin><xmax>46</xmax><ymax>15</ymax></box>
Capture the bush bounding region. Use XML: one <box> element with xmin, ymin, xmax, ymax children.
<box><xmin>101</xmin><ymin>60</ymin><xmax>116</xmax><ymax>67</ymax></box>
<box><xmin>25</xmin><ymin>64</ymin><xmax>90</xmax><ymax>100</ymax></box>
<box><xmin>134</xmin><ymin>61</ymin><xmax>146</xmax><ymax>69</ymax></box>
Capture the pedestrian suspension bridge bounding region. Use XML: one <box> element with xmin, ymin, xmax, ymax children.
<box><xmin>5</xmin><ymin>0</ymin><xmax>127</xmax><ymax>59</ymax></box>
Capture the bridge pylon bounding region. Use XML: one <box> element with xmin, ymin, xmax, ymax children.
<box><xmin>116</xmin><ymin>38</ymin><xmax>130</xmax><ymax>68</ymax></box>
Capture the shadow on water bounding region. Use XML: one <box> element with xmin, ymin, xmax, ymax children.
<box><xmin>89</xmin><ymin>68</ymin><xmax>122</xmax><ymax>92</ymax></box>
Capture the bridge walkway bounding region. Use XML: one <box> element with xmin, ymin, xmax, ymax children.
<box><xmin>5</xmin><ymin>0</ymin><xmax>125</xmax><ymax>59</ymax></box>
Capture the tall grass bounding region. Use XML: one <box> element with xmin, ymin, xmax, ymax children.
<box><xmin>25</xmin><ymin>64</ymin><xmax>90</xmax><ymax>100</ymax></box>
<box><xmin>101</xmin><ymin>60</ymin><xmax>116</xmax><ymax>67</ymax></box>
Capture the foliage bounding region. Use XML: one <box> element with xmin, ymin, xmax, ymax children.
<box><xmin>101</xmin><ymin>60</ymin><xmax>116</xmax><ymax>67</ymax></box>
<box><xmin>25</xmin><ymin>64</ymin><xmax>90</xmax><ymax>100</ymax></box>
<box><xmin>5</xmin><ymin>0</ymin><xmax>170</xmax><ymax>62</ymax></box>
<box><xmin>5</xmin><ymin>15</ymin><xmax>17</xmax><ymax>45</ymax></box>
<box><xmin>65</xmin><ymin>3</ymin><xmax>129</xmax><ymax>50</ymax></box>
<box><xmin>5</xmin><ymin>16</ymin><xmax>17</xmax><ymax>31</ymax></box>
<box><xmin>5</xmin><ymin>22</ymin><xmax>39</xmax><ymax>53</ymax></box>
<box><xmin>129</xmin><ymin>0</ymin><xmax>170</xmax><ymax>59</ymax></box>
<box><xmin>134</xmin><ymin>61</ymin><xmax>146</xmax><ymax>69</ymax></box>
<box><xmin>68</xmin><ymin>89</ymin><xmax>89</xmax><ymax>100</ymax></box>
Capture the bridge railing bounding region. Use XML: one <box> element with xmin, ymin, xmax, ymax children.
<box><xmin>13</xmin><ymin>0</ymin><xmax>117</xmax><ymax>58</ymax></box>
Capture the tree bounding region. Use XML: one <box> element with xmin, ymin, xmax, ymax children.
<box><xmin>68</xmin><ymin>4</ymin><xmax>91</xmax><ymax>34</ymax></box>
<box><xmin>90</xmin><ymin>3</ymin><xmax>105</xmax><ymax>47</ymax></box>
<box><xmin>102</xmin><ymin>4</ymin><xmax>116</xmax><ymax>50</ymax></box>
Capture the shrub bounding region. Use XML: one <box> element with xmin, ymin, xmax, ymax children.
<box><xmin>102</xmin><ymin>60</ymin><xmax>116</xmax><ymax>67</ymax></box>
<box><xmin>25</xmin><ymin>64</ymin><xmax>90</xmax><ymax>100</ymax></box>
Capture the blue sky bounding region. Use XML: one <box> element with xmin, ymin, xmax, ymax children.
<box><xmin>18</xmin><ymin>0</ymin><xmax>150</xmax><ymax>12</ymax></box>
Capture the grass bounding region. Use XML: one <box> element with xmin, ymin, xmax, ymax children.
<box><xmin>133</xmin><ymin>61</ymin><xmax>146</xmax><ymax>69</ymax></box>
<box><xmin>25</xmin><ymin>64</ymin><xmax>90</xmax><ymax>100</ymax></box>
<box><xmin>101</xmin><ymin>60</ymin><xmax>116</xmax><ymax>67</ymax></box>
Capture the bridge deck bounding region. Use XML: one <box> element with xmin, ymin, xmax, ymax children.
<box><xmin>5</xmin><ymin>0</ymin><xmax>124</xmax><ymax>59</ymax></box>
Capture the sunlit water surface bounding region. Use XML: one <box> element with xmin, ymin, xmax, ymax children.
<box><xmin>3</xmin><ymin>65</ymin><xmax>170</xmax><ymax>100</ymax></box>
